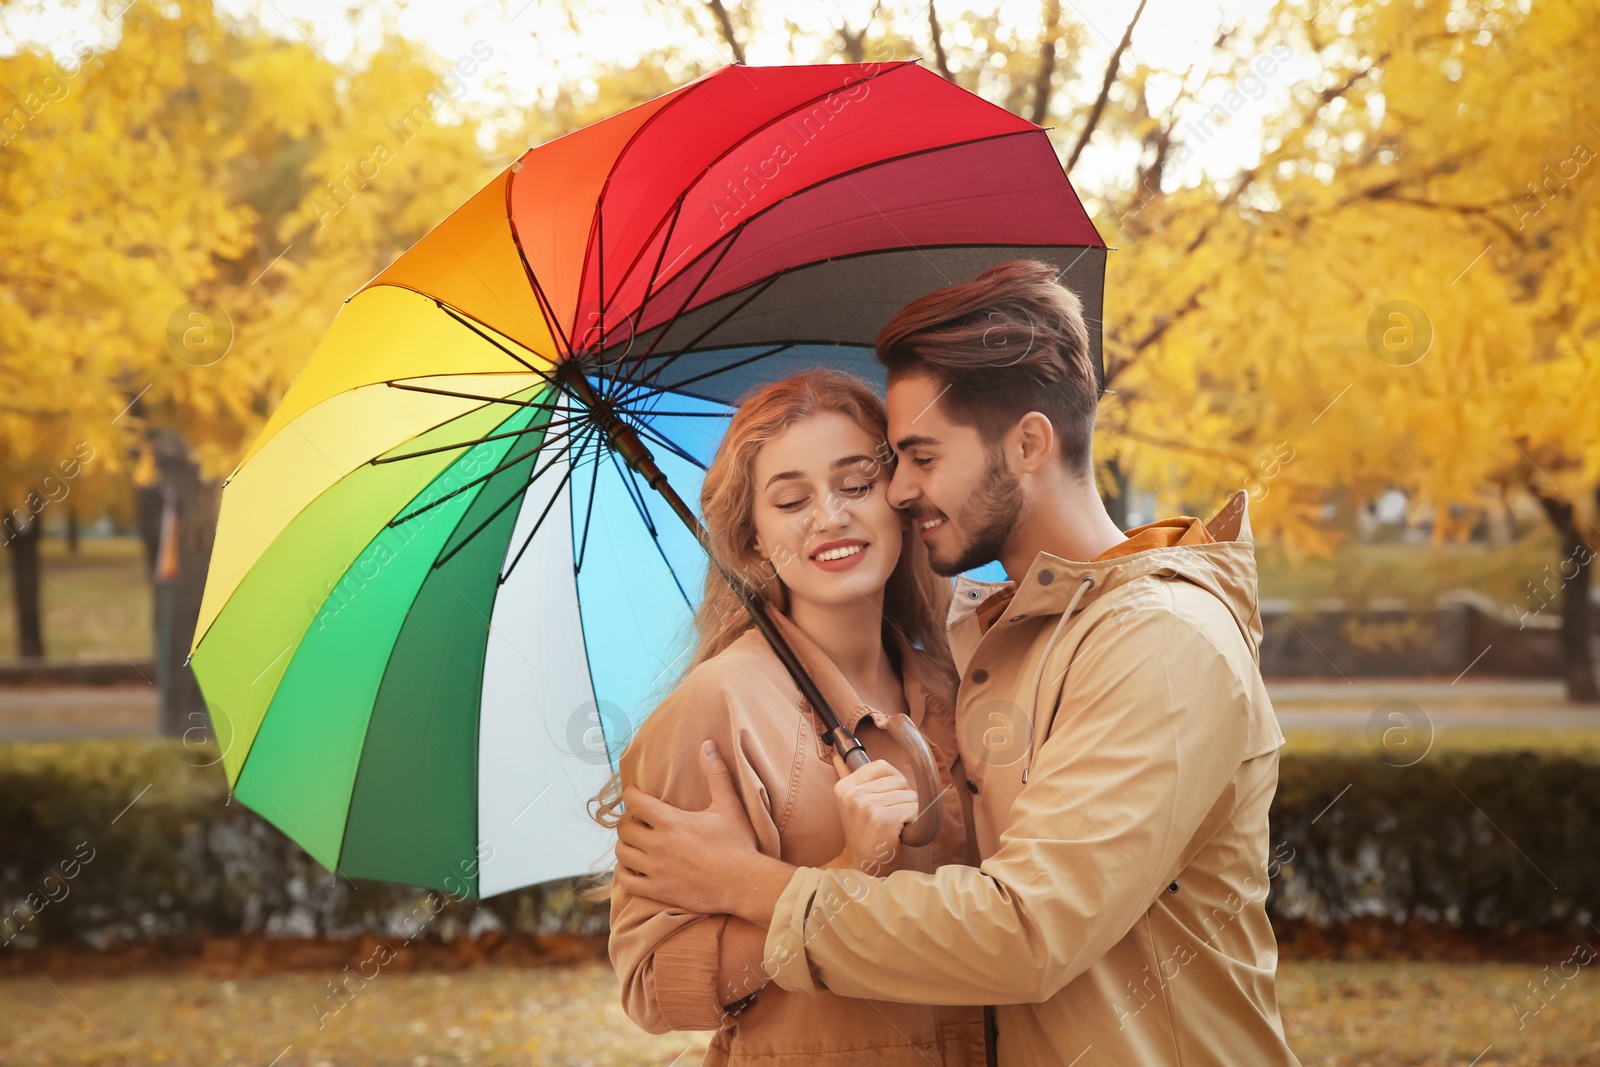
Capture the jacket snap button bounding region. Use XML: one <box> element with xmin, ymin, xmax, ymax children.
<box><xmin>966</xmin><ymin>779</ymin><xmax>980</xmax><ymax>794</ymax></box>
<box><xmin>1009</xmin><ymin>614</ymin><xmax>1026</xmax><ymax>622</ymax></box>
<box><xmin>1168</xmin><ymin>880</ymin><xmax>1180</xmax><ymax>894</ymax></box>
<box><xmin>972</xmin><ymin>669</ymin><xmax>988</xmax><ymax>683</ymax></box>
<box><xmin>1037</xmin><ymin>569</ymin><xmax>1054</xmax><ymax>585</ymax></box>
<box><xmin>967</xmin><ymin>589</ymin><xmax>982</xmax><ymax>600</ymax></box>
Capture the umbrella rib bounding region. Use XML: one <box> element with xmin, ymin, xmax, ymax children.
<box><xmin>595</xmin><ymin>211</ymin><xmax>640</xmax><ymax>404</ymax></box>
<box><xmin>593</xmin><ymin>204</ymin><xmax>620</xmax><ymax>398</ymax></box>
<box><xmin>621</xmin><ymin>342</ymin><xmax>794</xmax><ymax>403</ymax></box>
<box><xmin>503</xmin><ymin>162</ymin><xmax>579</xmax><ymax>363</ymax></box>
<box><xmin>600</xmin><ymin>125</ymin><xmax>1065</xmax><ymax>379</ymax></box>
<box><xmin>579</xmin><ymin>74</ymin><xmax>716</xmax><ymax>356</ymax></box>
<box><xmin>430</xmin><ymin>421</ymin><xmax>586</xmax><ymax>573</ymax></box>
<box><xmin>433</xmin><ymin>301</ymin><xmax>560</xmax><ymax>382</ymax></box>
<box><xmin>605</xmin><ymin>445</ymin><xmax>657</xmax><ymax>537</ymax></box>
<box><xmin>388</xmin><ymin>420</ymin><xmax>583</xmax><ymax>529</ymax></box>
<box><xmin>613</xmin><ymin>221</ymin><xmax>747</xmax><ymax>381</ymax></box>
<box><xmin>628</xmin><ymin>418</ymin><xmax>708</xmax><ymax>471</ymax></box>
<box><xmin>598</xmin><ymin>61</ymin><xmax>916</xmax><ymax>325</ymax></box>
<box><xmin>617</xmin><ymin>235</ymin><xmax>1093</xmax><ymax>396</ymax></box>
<box><xmin>371</xmin><ymin>414</ymin><xmax>588</xmax><ymax>465</ymax></box>
<box><xmin>574</xmin><ymin>426</ymin><xmax>606</xmax><ymax>576</ymax></box>
<box><xmin>606</xmin><ymin>448</ymin><xmax>693</xmax><ymax>610</ymax></box>
<box><xmin>385</xmin><ymin>381</ymin><xmax>570</xmax><ymax>412</ymax></box>
<box><xmin>594</xmin><ymin>186</ymin><xmax>690</xmax><ymax>398</ymax></box>
<box><xmin>621</xmin><ymin>273</ymin><xmax>781</xmax><ymax>396</ymax></box>
<box><xmin>497</xmin><ymin>455</ymin><xmax>580</xmax><ymax>587</ymax></box>
<box><xmin>617</xmin><ymin>187</ymin><xmax>689</xmax><ymax>377</ymax></box>
<box><xmin>671</xmin><ymin>127</ymin><xmax>1071</xmax><ymax>299</ymax></box>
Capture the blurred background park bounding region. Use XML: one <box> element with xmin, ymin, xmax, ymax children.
<box><xmin>2</xmin><ymin>0</ymin><xmax>1598</xmax><ymax>1063</ymax></box>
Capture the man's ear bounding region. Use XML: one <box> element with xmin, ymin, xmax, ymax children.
<box><xmin>1012</xmin><ymin>411</ymin><xmax>1057</xmax><ymax>474</ymax></box>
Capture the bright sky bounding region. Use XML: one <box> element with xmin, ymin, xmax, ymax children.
<box><xmin>5</xmin><ymin>0</ymin><xmax>1324</xmax><ymax>193</ymax></box>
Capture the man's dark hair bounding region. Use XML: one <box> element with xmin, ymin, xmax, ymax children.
<box><xmin>874</xmin><ymin>259</ymin><xmax>1097</xmax><ymax>474</ymax></box>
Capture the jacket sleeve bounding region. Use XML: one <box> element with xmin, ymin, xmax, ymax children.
<box><xmin>763</xmin><ymin>606</ymin><xmax>1253</xmax><ymax>1006</ymax></box>
<box><xmin>609</xmin><ymin>667</ymin><xmax>788</xmax><ymax>1032</ymax></box>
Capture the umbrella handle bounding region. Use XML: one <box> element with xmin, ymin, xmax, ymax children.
<box><xmin>880</xmin><ymin>714</ymin><xmax>943</xmax><ymax>848</ymax></box>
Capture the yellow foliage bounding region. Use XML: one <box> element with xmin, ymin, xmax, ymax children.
<box><xmin>1092</xmin><ymin>0</ymin><xmax>1600</xmax><ymax>550</ymax></box>
<box><xmin>1</xmin><ymin>0</ymin><xmax>504</xmax><ymax>502</ymax></box>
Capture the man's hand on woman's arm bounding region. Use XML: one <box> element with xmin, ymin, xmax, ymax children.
<box><xmin>614</xmin><ymin>739</ymin><xmax>921</xmax><ymax>927</ymax></box>
<box><xmin>615</xmin><ymin>740</ymin><xmax>795</xmax><ymax>927</ymax></box>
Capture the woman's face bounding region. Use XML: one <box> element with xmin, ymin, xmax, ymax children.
<box><xmin>749</xmin><ymin>411</ymin><xmax>904</xmax><ymax>612</ymax></box>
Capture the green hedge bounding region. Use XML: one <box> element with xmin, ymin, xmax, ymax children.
<box><xmin>1268</xmin><ymin>750</ymin><xmax>1599</xmax><ymax>931</ymax></box>
<box><xmin>2</xmin><ymin>740</ymin><xmax>1596</xmax><ymax>948</ymax></box>
<box><xmin>0</xmin><ymin>740</ymin><xmax>603</xmax><ymax>949</ymax></box>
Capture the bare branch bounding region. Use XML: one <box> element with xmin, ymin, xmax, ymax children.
<box><xmin>927</xmin><ymin>0</ymin><xmax>953</xmax><ymax>81</ymax></box>
<box><xmin>1364</xmin><ymin>194</ymin><xmax>1524</xmax><ymax>243</ymax></box>
<box><xmin>1175</xmin><ymin>60</ymin><xmax>1383</xmax><ymax>256</ymax></box>
<box><xmin>704</xmin><ymin>0</ymin><xmax>746</xmax><ymax>64</ymax></box>
<box><xmin>1065</xmin><ymin>0</ymin><xmax>1150</xmax><ymax>172</ymax></box>
<box><xmin>837</xmin><ymin>0</ymin><xmax>883</xmax><ymax>64</ymax></box>
<box><xmin>1109</xmin><ymin>283</ymin><xmax>1204</xmax><ymax>378</ymax></box>
<box><xmin>1101</xmin><ymin>426</ymin><xmax>1267</xmax><ymax>474</ymax></box>
<box><xmin>1028</xmin><ymin>0</ymin><xmax>1063</xmax><ymax>126</ymax></box>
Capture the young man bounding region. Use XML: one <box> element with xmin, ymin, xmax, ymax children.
<box><xmin>614</xmin><ymin>260</ymin><xmax>1301</xmax><ymax>1066</ymax></box>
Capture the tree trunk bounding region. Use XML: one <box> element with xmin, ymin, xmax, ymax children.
<box><xmin>1558</xmin><ymin>528</ymin><xmax>1599</xmax><ymax>703</ymax></box>
<box><xmin>1534</xmin><ymin>489</ymin><xmax>1600</xmax><ymax>704</ymax></box>
<box><xmin>66</xmin><ymin>504</ymin><xmax>80</xmax><ymax>554</ymax></box>
<box><xmin>135</xmin><ymin>431</ymin><xmax>222</xmax><ymax>738</ymax></box>
<box><xmin>4</xmin><ymin>511</ymin><xmax>45</xmax><ymax>660</ymax></box>
<box><xmin>1103</xmin><ymin>456</ymin><xmax>1132</xmax><ymax>530</ymax></box>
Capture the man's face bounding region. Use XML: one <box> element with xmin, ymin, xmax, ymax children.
<box><xmin>884</xmin><ymin>370</ymin><xmax>1023</xmax><ymax>577</ymax></box>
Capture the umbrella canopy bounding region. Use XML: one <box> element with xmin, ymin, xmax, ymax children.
<box><xmin>191</xmin><ymin>60</ymin><xmax>1106</xmax><ymax>899</ymax></box>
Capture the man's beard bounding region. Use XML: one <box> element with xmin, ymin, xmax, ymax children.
<box><xmin>926</xmin><ymin>449</ymin><xmax>1023</xmax><ymax>577</ymax></box>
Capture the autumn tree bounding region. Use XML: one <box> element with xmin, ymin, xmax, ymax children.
<box><xmin>1098</xmin><ymin>0</ymin><xmax>1600</xmax><ymax>699</ymax></box>
<box><xmin>0</xmin><ymin>0</ymin><xmax>508</xmax><ymax>722</ymax></box>
<box><xmin>1309</xmin><ymin>0</ymin><xmax>1599</xmax><ymax>700</ymax></box>
<box><xmin>1</xmin><ymin>4</ymin><xmax>253</xmax><ymax>663</ymax></box>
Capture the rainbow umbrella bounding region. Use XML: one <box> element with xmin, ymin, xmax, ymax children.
<box><xmin>191</xmin><ymin>60</ymin><xmax>1106</xmax><ymax>898</ymax></box>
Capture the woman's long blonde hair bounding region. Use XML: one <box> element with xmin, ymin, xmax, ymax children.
<box><xmin>587</xmin><ymin>368</ymin><xmax>955</xmax><ymax>834</ymax></box>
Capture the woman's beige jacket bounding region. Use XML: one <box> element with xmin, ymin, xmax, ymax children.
<box><xmin>608</xmin><ymin>609</ymin><xmax>987</xmax><ymax>1066</ymax></box>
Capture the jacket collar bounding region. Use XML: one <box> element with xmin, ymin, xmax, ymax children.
<box><xmin>756</xmin><ymin>609</ymin><xmax>946</xmax><ymax>734</ymax></box>
<box><xmin>947</xmin><ymin>492</ymin><xmax>1262</xmax><ymax>666</ymax></box>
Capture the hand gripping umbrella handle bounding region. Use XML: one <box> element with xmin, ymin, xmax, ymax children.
<box><xmin>880</xmin><ymin>714</ymin><xmax>943</xmax><ymax>848</ymax></box>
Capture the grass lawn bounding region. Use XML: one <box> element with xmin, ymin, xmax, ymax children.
<box><xmin>2</xmin><ymin>960</ymin><xmax>705</xmax><ymax>1067</ymax></box>
<box><xmin>1280</xmin><ymin>960</ymin><xmax>1600</xmax><ymax>1067</ymax></box>
<box><xmin>1282</xmin><ymin>728</ymin><xmax>1600</xmax><ymax>758</ymax></box>
<box><xmin>3</xmin><ymin>959</ymin><xmax>1597</xmax><ymax>1066</ymax></box>
<box><xmin>1254</xmin><ymin>531</ymin><xmax>1560</xmax><ymax>611</ymax></box>
<box><xmin>0</xmin><ymin>536</ymin><xmax>151</xmax><ymax>666</ymax></box>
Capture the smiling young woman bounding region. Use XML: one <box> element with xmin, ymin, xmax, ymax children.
<box><xmin>589</xmin><ymin>369</ymin><xmax>985</xmax><ymax>1067</ymax></box>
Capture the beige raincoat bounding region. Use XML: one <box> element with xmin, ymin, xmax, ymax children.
<box><xmin>763</xmin><ymin>495</ymin><xmax>1301</xmax><ymax>1066</ymax></box>
<box><xmin>609</xmin><ymin>609</ymin><xmax>987</xmax><ymax>1066</ymax></box>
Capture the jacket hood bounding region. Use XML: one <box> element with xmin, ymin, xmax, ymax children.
<box><xmin>949</xmin><ymin>490</ymin><xmax>1264</xmax><ymax>660</ymax></box>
